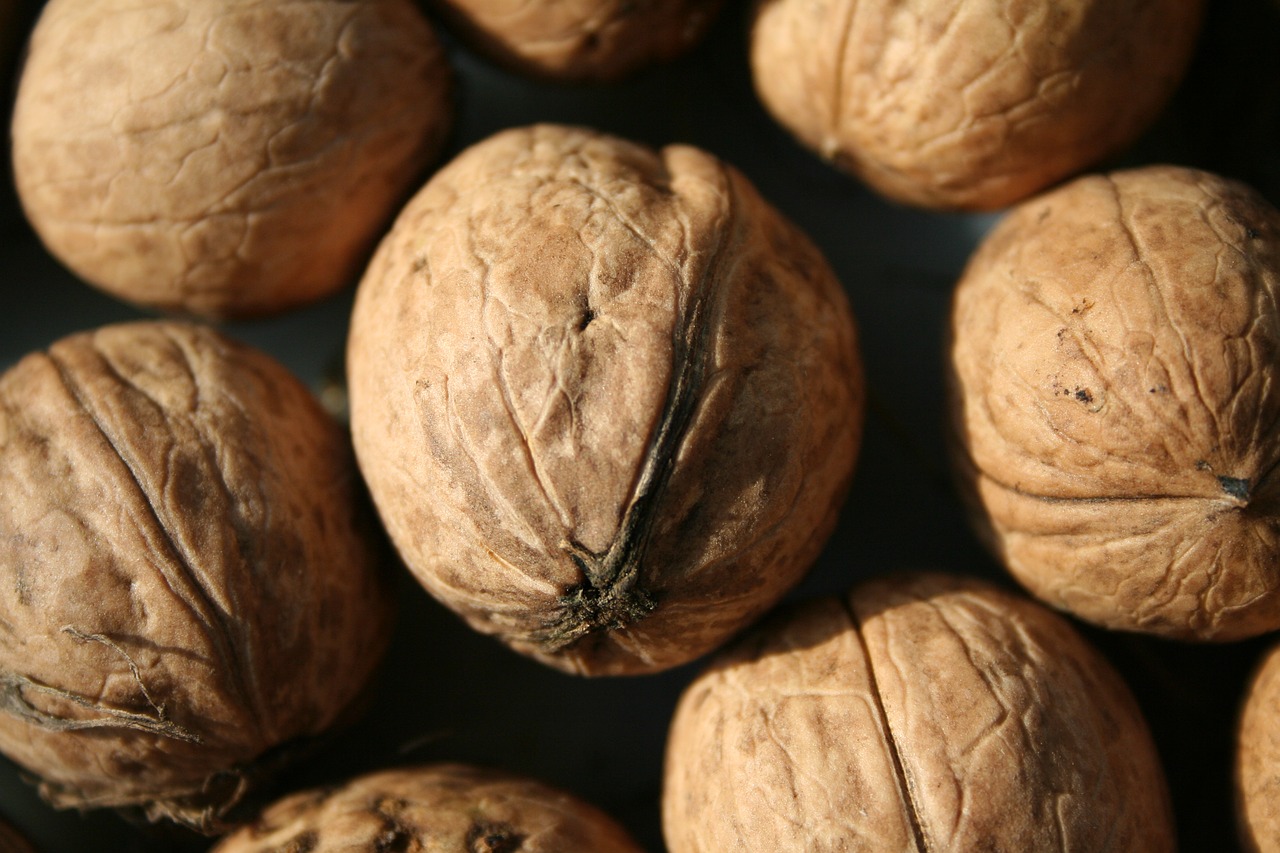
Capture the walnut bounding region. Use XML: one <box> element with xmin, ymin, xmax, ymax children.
<box><xmin>0</xmin><ymin>322</ymin><xmax>392</xmax><ymax>831</ymax></box>
<box><xmin>348</xmin><ymin>124</ymin><xmax>863</xmax><ymax>675</ymax></box>
<box><xmin>429</xmin><ymin>0</ymin><xmax>724</xmax><ymax>81</ymax></box>
<box><xmin>662</xmin><ymin>572</ymin><xmax>1175</xmax><ymax>852</ymax></box>
<box><xmin>947</xmin><ymin>165</ymin><xmax>1280</xmax><ymax>640</ymax></box>
<box><xmin>0</xmin><ymin>816</ymin><xmax>36</xmax><ymax>853</ymax></box>
<box><xmin>1238</xmin><ymin>642</ymin><xmax>1280</xmax><ymax>852</ymax></box>
<box><xmin>11</xmin><ymin>0</ymin><xmax>453</xmax><ymax>319</ymax></box>
<box><xmin>749</xmin><ymin>0</ymin><xmax>1203</xmax><ymax>210</ymax></box>
<box><xmin>212</xmin><ymin>763</ymin><xmax>646</xmax><ymax>852</ymax></box>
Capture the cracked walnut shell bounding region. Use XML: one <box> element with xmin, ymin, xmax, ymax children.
<box><xmin>948</xmin><ymin>165</ymin><xmax>1280</xmax><ymax>640</ymax></box>
<box><xmin>348</xmin><ymin>124</ymin><xmax>863</xmax><ymax>676</ymax></box>
<box><xmin>749</xmin><ymin>0</ymin><xmax>1203</xmax><ymax>210</ymax></box>
<box><xmin>11</xmin><ymin>0</ymin><xmax>453</xmax><ymax>319</ymax></box>
<box><xmin>0</xmin><ymin>322</ymin><xmax>392</xmax><ymax>831</ymax></box>
<box><xmin>212</xmin><ymin>763</ymin><xmax>646</xmax><ymax>852</ymax></box>
<box><xmin>662</xmin><ymin>572</ymin><xmax>1175</xmax><ymax>852</ymax></box>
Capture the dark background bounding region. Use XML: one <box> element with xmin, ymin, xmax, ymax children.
<box><xmin>0</xmin><ymin>0</ymin><xmax>1278</xmax><ymax>850</ymax></box>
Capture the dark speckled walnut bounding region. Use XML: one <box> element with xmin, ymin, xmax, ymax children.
<box><xmin>662</xmin><ymin>572</ymin><xmax>1175</xmax><ymax>852</ymax></box>
<box><xmin>0</xmin><ymin>322</ymin><xmax>392</xmax><ymax>832</ymax></box>
<box><xmin>749</xmin><ymin>0</ymin><xmax>1203</xmax><ymax>210</ymax></box>
<box><xmin>948</xmin><ymin>166</ymin><xmax>1280</xmax><ymax>640</ymax></box>
<box><xmin>348</xmin><ymin>124</ymin><xmax>864</xmax><ymax>676</ymax></box>
<box><xmin>211</xmin><ymin>764</ymin><xmax>647</xmax><ymax>852</ymax></box>
<box><xmin>429</xmin><ymin>0</ymin><xmax>724</xmax><ymax>82</ymax></box>
<box><xmin>12</xmin><ymin>0</ymin><xmax>453</xmax><ymax>319</ymax></box>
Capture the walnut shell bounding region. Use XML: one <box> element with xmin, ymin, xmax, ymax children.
<box><xmin>212</xmin><ymin>763</ymin><xmax>646</xmax><ymax>852</ymax></box>
<box><xmin>0</xmin><ymin>816</ymin><xmax>36</xmax><ymax>853</ymax></box>
<box><xmin>662</xmin><ymin>572</ymin><xmax>1175</xmax><ymax>852</ymax></box>
<box><xmin>0</xmin><ymin>322</ymin><xmax>392</xmax><ymax>831</ymax></box>
<box><xmin>1238</xmin><ymin>642</ymin><xmax>1280</xmax><ymax>852</ymax></box>
<box><xmin>348</xmin><ymin>124</ymin><xmax>863</xmax><ymax>675</ymax></box>
<box><xmin>429</xmin><ymin>0</ymin><xmax>724</xmax><ymax>82</ymax></box>
<box><xmin>749</xmin><ymin>0</ymin><xmax>1203</xmax><ymax>210</ymax></box>
<box><xmin>11</xmin><ymin>0</ymin><xmax>453</xmax><ymax>319</ymax></box>
<box><xmin>947</xmin><ymin>165</ymin><xmax>1280</xmax><ymax>640</ymax></box>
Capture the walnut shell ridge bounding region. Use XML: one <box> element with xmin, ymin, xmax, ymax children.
<box><xmin>429</xmin><ymin>0</ymin><xmax>724</xmax><ymax>82</ymax></box>
<box><xmin>948</xmin><ymin>165</ymin><xmax>1280</xmax><ymax>640</ymax></box>
<box><xmin>348</xmin><ymin>124</ymin><xmax>864</xmax><ymax>675</ymax></box>
<box><xmin>11</xmin><ymin>0</ymin><xmax>453</xmax><ymax>319</ymax></box>
<box><xmin>749</xmin><ymin>0</ymin><xmax>1203</xmax><ymax>210</ymax></box>
<box><xmin>0</xmin><ymin>322</ymin><xmax>392</xmax><ymax>831</ymax></box>
<box><xmin>212</xmin><ymin>763</ymin><xmax>646</xmax><ymax>852</ymax></box>
<box><xmin>662</xmin><ymin>572</ymin><xmax>1175</xmax><ymax>852</ymax></box>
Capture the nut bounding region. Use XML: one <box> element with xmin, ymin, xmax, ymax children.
<box><xmin>1238</xmin><ymin>642</ymin><xmax>1280</xmax><ymax>852</ymax></box>
<box><xmin>429</xmin><ymin>0</ymin><xmax>724</xmax><ymax>81</ymax></box>
<box><xmin>947</xmin><ymin>165</ymin><xmax>1280</xmax><ymax>640</ymax></box>
<box><xmin>662</xmin><ymin>572</ymin><xmax>1175</xmax><ymax>852</ymax></box>
<box><xmin>12</xmin><ymin>0</ymin><xmax>453</xmax><ymax>319</ymax></box>
<box><xmin>0</xmin><ymin>321</ymin><xmax>392</xmax><ymax>831</ymax></box>
<box><xmin>348</xmin><ymin>124</ymin><xmax>863</xmax><ymax>675</ymax></box>
<box><xmin>212</xmin><ymin>763</ymin><xmax>646</xmax><ymax>852</ymax></box>
<box><xmin>749</xmin><ymin>0</ymin><xmax>1203</xmax><ymax>209</ymax></box>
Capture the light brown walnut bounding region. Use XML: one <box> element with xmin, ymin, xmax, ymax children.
<box><xmin>430</xmin><ymin>0</ymin><xmax>724</xmax><ymax>82</ymax></box>
<box><xmin>948</xmin><ymin>166</ymin><xmax>1280</xmax><ymax>640</ymax></box>
<box><xmin>348</xmin><ymin>124</ymin><xmax>864</xmax><ymax>675</ymax></box>
<box><xmin>212</xmin><ymin>763</ymin><xmax>647</xmax><ymax>852</ymax></box>
<box><xmin>0</xmin><ymin>322</ymin><xmax>392</xmax><ymax>831</ymax></box>
<box><xmin>11</xmin><ymin>0</ymin><xmax>453</xmax><ymax>319</ymax></box>
<box><xmin>1238</xmin><ymin>642</ymin><xmax>1280</xmax><ymax>852</ymax></box>
<box><xmin>749</xmin><ymin>0</ymin><xmax>1203</xmax><ymax>210</ymax></box>
<box><xmin>662</xmin><ymin>572</ymin><xmax>1175</xmax><ymax>852</ymax></box>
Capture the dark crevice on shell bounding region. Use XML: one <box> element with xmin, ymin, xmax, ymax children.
<box><xmin>532</xmin><ymin>163</ymin><xmax>740</xmax><ymax>654</ymax></box>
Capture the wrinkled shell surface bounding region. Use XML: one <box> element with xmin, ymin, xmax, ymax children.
<box><xmin>749</xmin><ymin>0</ymin><xmax>1202</xmax><ymax>210</ymax></box>
<box><xmin>430</xmin><ymin>0</ymin><xmax>723</xmax><ymax>81</ymax></box>
<box><xmin>1238</xmin><ymin>642</ymin><xmax>1280</xmax><ymax>852</ymax></box>
<box><xmin>212</xmin><ymin>763</ymin><xmax>646</xmax><ymax>852</ymax></box>
<box><xmin>662</xmin><ymin>572</ymin><xmax>1175</xmax><ymax>852</ymax></box>
<box><xmin>12</xmin><ymin>0</ymin><xmax>452</xmax><ymax>319</ymax></box>
<box><xmin>948</xmin><ymin>166</ymin><xmax>1280</xmax><ymax>640</ymax></box>
<box><xmin>348</xmin><ymin>124</ymin><xmax>863</xmax><ymax>675</ymax></box>
<box><xmin>0</xmin><ymin>322</ymin><xmax>391</xmax><ymax>830</ymax></box>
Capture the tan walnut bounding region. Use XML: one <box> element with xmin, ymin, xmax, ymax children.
<box><xmin>428</xmin><ymin>0</ymin><xmax>724</xmax><ymax>82</ymax></box>
<box><xmin>212</xmin><ymin>763</ymin><xmax>647</xmax><ymax>852</ymax></box>
<box><xmin>948</xmin><ymin>165</ymin><xmax>1280</xmax><ymax>640</ymax></box>
<box><xmin>749</xmin><ymin>0</ymin><xmax>1203</xmax><ymax>210</ymax></box>
<box><xmin>1237</xmin><ymin>642</ymin><xmax>1280</xmax><ymax>852</ymax></box>
<box><xmin>11</xmin><ymin>0</ymin><xmax>453</xmax><ymax>319</ymax></box>
<box><xmin>0</xmin><ymin>322</ymin><xmax>392</xmax><ymax>831</ymax></box>
<box><xmin>348</xmin><ymin>124</ymin><xmax>864</xmax><ymax>675</ymax></box>
<box><xmin>662</xmin><ymin>572</ymin><xmax>1175</xmax><ymax>852</ymax></box>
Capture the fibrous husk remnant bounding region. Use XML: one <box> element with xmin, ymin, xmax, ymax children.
<box><xmin>348</xmin><ymin>124</ymin><xmax>864</xmax><ymax>675</ymax></box>
<box><xmin>0</xmin><ymin>321</ymin><xmax>392</xmax><ymax>831</ymax></box>
<box><xmin>662</xmin><ymin>572</ymin><xmax>1175</xmax><ymax>852</ymax></box>
<box><xmin>948</xmin><ymin>165</ymin><xmax>1280</xmax><ymax>640</ymax></box>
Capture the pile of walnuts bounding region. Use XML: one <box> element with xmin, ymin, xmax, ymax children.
<box><xmin>2</xmin><ymin>0</ymin><xmax>1279</xmax><ymax>850</ymax></box>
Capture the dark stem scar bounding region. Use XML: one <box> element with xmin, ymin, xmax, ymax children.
<box><xmin>466</xmin><ymin>821</ymin><xmax>525</xmax><ymax>853</ymax></box>
<box><xmin>532</xmin><ymin>165</ymin><xmax>739</xmax><ymax>654</ymax></box>
<box><xmin>1218</xmin><ymin>475</ymin><xmax>1251</xmax><ymax>500</ymax></box>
